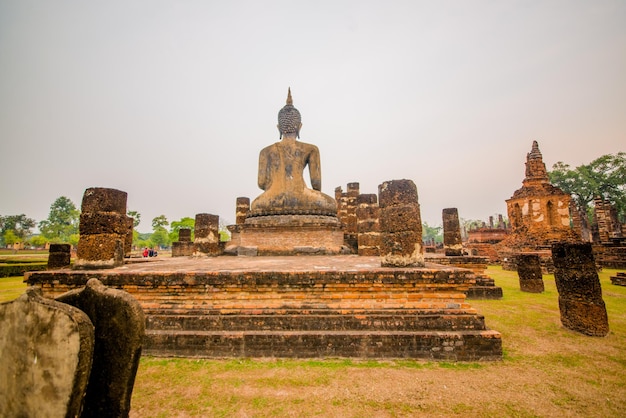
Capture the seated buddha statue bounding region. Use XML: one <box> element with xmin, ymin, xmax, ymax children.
<box><xmin>248</xmin><ymin>89</ymin><xmax>337</xmax><ymax>217</ymax></box>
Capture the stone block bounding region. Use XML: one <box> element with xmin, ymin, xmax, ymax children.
<box><xmin>378</xmin><ymin>179</ymin><xmax>418</xmax><ymax>208</ymax></box>
<box><xmin>0</xmin><ymin>288</ymin><xmax>94</xmax><ymax>418</ymax></box>
<box><xmin>79</xmin><ymin>212</ymin><xmax>129</xmax><ymax>235</ymax></box>
<box><xmin>57</xmin><ymin>279</ymin><xmax>145</xmax><ymax>418</ymax></box>
<box><xmin>172</xmin><ymin>241</ymin><xmax>194</xmax><ymax>257</ymax></box>
<box><xmin>380</xmin><ymin>205</ymin><xmax>421</xmax><ymax>233</ymax></box>
<box><xmin>75</xmin><ymin>234</ymin><xmax>125</xmax><ymax>269</ymax></box>
<box><xmin>357</xmin><ymin>193</ymin><xmax>377</xmax><ymax>205</ymax></box>
<box><xmin>516</xmin><ymin>253</ymin><xmax>544</xmax><ymax>293</ymax></box>
<box><xmin>195</xmin><ymin>213</ymin><xmax>219</xmax><ymax>239</ymax></box>
<box><xmin>81</xmin><ymin>187</ymin><xmax>127</xmax><ymax>214</ymax></box>
<box><xmin>178</xmin><ymin>228</ymin><xmax>192</xmax><ymax>242</ymax></box>
<box><xmin>552</xmin><ymin>242</ymin><xmax>609</xmax><ymax>336</ymax></box>
<box><xmin>48</xmin><ymin>244</ymin><xmax>71</xmax><ymax>269</ymax></box>
<box><xmin>380</xmin><ymin>231</ymin><xmax>424</xmax><ymax>267</ymax></box>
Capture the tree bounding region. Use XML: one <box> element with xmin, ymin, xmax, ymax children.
<box><xmin>422</xmin><ymin>222</ymin><xmax>442</xmax><ymax>244</ymax></box>
<box><xmin>152</xmin><ymin>215</ymin><xmax>169</xmax><ymax>230</ymax></box>
<box><xmin>0</xmin><ymin>214</ymin><xmax>36</xmax><ymax>246</ymax></box>
<box><xmin>39</xmin><ymin>196</ymin><xmax>80</xmax><ymax>243</ymax></box>
<box><xmin>549</xmin><ymin>152</ymin><xmax>626</xmax><ymax>222</ymax></box>
<box><xmin>150</xmin><ymin>215</ymin><xmax>170</xmax><ymax>249</ymax></box>
<box><xmin>3</xmin><ymin>230</ymin><xmax>19</xmax><ymax>247</ymax></box>
<box><xmin>128</xmin><ymin>210</ymin><xmax>141</xmax><ymax>228</ymax></box>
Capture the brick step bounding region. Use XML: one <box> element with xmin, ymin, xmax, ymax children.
<box><xmin>465</xmin><ymin>286</ymin><xmax>503</xmax><ymax>300</ymax></box>
<box><xmin>146</xmin><ymin>312</ymin><xmax>488</xmax><ymax>332</ymax></box>
<box><xmin>143</xmin><ymin>329</ymin><xmax>502</xmax><ymax>361</ymax></box>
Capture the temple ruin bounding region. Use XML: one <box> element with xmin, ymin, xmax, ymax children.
<box><xmin>26</xmin><ymin>89</ymin><xmax>502</xmax><ymax>361</ymax></box>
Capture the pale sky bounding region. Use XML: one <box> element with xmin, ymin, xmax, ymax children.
<box><xmin>1</xmin><ymin>0</ymin><xmax>624</xmax><ymax>232</ymax></box>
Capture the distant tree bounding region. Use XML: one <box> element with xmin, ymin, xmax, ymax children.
<box><xmin>150</xmin><ymin>215</ymin><xmax>170</xmax><ymax>249</ymax></box>
<box><xmin>0</xmin><ymin>214</ymin><xmax>36</xmax><ymax>246</ymax></box>
<box><xmin>150</xmin><ymin>228</ymin><xmax>170</xmax><ymax>249</ymax></box>
<box><xmin>549</xmin><ymin>152</ymin><xmax>626</xmax><ymax>222</ymax></box>
<box><xmin>3</xmin><ymin>230</ymin><xmax>19</xmax><ymax>247</ymax></box>
<box><xmin>422</xmin><ymin>222</ymin><xmax>443</xmax><ymax>244</ymax></box>
<box><xmin>28</xmin><ymin>235</ymin><xmax>49</xmax><ymax>248</ymax></box>
<box><xmin>169</xmin><ymin>217</ymin><xmax>195</xmax><ymax>242</ymax></box>
<box><xmin>38</xmin><ymin>196</ymin><xmax>80</xmax><ymax>243</ymax></box>
<box><xmin>151</xmin><ymin>215</ymin><xmax>169</xmax><ymax>230</ymax></box>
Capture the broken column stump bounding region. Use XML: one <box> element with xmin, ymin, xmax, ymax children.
<box><xmin>48</xmin><ymin>243</ymin><xmax>71</xmax><ymax>269</ymax></box>
<box><xmin>75</xmin><ymin>187</ymin><xmax>130</xmax><ymax>269</ymax></box>
<box><xmin>194</xmin><ymin>213</ymin><xmax>221</xmax><ymax>256</ymax></box>
<box><xmin>356</xmin><ymin>193</ymin><xmax>380</xmax><ymax>256</ymax></box>
<box><xmin>172</xmin><ymin>228</ymin><xmax>194</xmax><ymax>257</ymax></box>
<box><xmin>552</xmin><ymin>242</ymin><xmax>609</xmax><ymax>336</ymax></box>
<box><xmin>442</xmin><ymin>208</ymin><xmax>463</xmax><ymax>256</ymax></box>
<box><xmin>57</xmin><ymin>278</ymin><xmax>145</xmax><ymax>418</ymax></box>
<box><xmin>378</xmin><ymin>179</ymin><xmax>424</xmax><ymax>267</ymax></box>
<box><xmin>516</xmin><ymin>253</ymin><xmax>545</xmax><ymax>293</ymax></box>
<box><xmin>0</xmin><ymin>288</ymin><xmax>94</xmax><ymax>418</ymax></box>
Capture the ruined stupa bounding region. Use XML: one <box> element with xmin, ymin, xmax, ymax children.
<box><xmin>502</xmin><ymin>141</ymin><xmax>578</xmax><ymax>249</ymax></box>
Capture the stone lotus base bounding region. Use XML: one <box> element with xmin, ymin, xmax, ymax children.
<box><xmin>26</xmin><ymin>255</ymin><xmax>502</xmax><ymax>361</ymax></box>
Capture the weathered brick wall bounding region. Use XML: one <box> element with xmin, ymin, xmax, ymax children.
<box><xmin>28</xmin><ymin>268</ymin><xmax>476</xmax><ymax>314</ymax></box>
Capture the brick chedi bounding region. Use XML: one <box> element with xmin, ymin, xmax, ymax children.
<box><xmin>502</xmin><ymin>141</ymin><xmax>579</xmax><ymax>249</ymax></box>
<box><xmin>75</xmin><ymin>187</ymin><xmax>131</xmax><ymax>269</ymax></box>
<box><xmin>379</xmin><ymin>179</ymin><xmax>424</xmax><ymax>267</ymax></box>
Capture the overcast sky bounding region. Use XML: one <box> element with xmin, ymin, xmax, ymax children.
<box><xmin>1</xmin><ymin>0</ymin><xmax>624</xmax><ymax>232</ymax></box>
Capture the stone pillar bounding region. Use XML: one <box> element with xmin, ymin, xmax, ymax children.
<box><xmin>48</xmin><ymin>243</ymin><xmax>71</xmax><ymax>269</ymax></box>
<box><xmin>516</xmin><ymin>254</ymin><xmax>544</xmax><ymax>293</ymax></box>
<box><xmin>335</xmin><ymin>183</ymin><xmax>359</xmax><ymax>253</ymax></box>
<box><xmin>236</xmin><ymin>197</ymin><xmax>250</xmax><ymax>225</ymax></box>
<box><xmin>356</xmin><ymin>193</ymin><xmax>380</xmax><ymax>256</ymax></box>
<box><xmin>75</xmin><ymin>187</ymin><xmax>129</xmax><ymax>269</ymax></box>
<box><xmin>552</xmin><ymin>242</ymin><xmax>609</xmax><ymax>336</ymax></box>
<box><xmin>171</xmin><ymin>228</ymin><xmax>194</xmax><ymax>257</ymax></box>
<box><xmin>378</xmin><ymin>179</ymin><xmax>424</xmax><ymax>267</ymax></box>
<box><xmin>194</xmin><ymin>213</ymin><xmax>221</xmax><ymax>256</ymax></box>
<box><xmin>442</xmin><ymin>208</ymin><xmax>463</xmax><ymax>256</ymax></box>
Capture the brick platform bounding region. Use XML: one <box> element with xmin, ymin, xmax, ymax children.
<box><xmin>26</xmin><ymin>256</ymin><xmax>502</xmax><ymax>361</ymax></box>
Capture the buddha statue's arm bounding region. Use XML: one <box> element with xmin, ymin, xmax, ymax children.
<box><xmin>308</xmin><ymin>145</ymin><xmax>322</xmax><ymax>191</ymax></box>
<box><xmin>258</xmin><ymin>148</ymin><xmax>270</xmax><ymax>190</ymax></box>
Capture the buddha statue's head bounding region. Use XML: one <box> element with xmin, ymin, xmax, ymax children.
<box><xmin>277</xmin><ymin>88</ymin><xmax>302</xmax><ymax>139</ymax></box>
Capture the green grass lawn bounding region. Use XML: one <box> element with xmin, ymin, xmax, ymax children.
<box><xmin>0</xmin><ymin>275</ymin><xmax>27</xmax><ymax>302</ymax></box>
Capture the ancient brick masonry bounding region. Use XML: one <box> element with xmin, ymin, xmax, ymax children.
<box><xmin>378</xmin><ymin>179</ymin><xmax>424</xmax><ymax>267</ymax></box>
<box><xmin>335</xmin><ymin>182</ymin><xmax>360</xmax><ymax>252</ymax></box>
<box><xmin>552</xmin><ymin>242</ymin><xmax>609</xmax><ymax>336</ymax></box>
<box><xmin>442</xmin><ymin>208</ymin><xmax>463</xmax><ymax>256</ymax></box>
<box><xmin>75</xmin><ymin>187</ymin><xmax>131</xmax><ymax>269</ymax></box>
<box><xmin>48</xmin><ymin>243</ymin><xmax>71</xmax><ymax>269</ymax></box>
<box><xmin>171</xmin><ymin>228</ymin><xmax>194</xmax><ymax>257</ymax></box>
<box><xmin>516</xmin><ymin>253</ymin><xmax>544</xmax><ymax>293</ymax></box>
<box><xmin>502</xmin><ymin>141</ymin><xmax>578</xmax><ymax>251</ymax></box>
<box><xmin>194</xmin><ymin>213</ymin><xmax>221</xmax><ymax>256</ymax></box>
<box><xmin>356</xmin><ymin>193</ymin><xmax>380</xmax><ymax>256</ymax></box>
